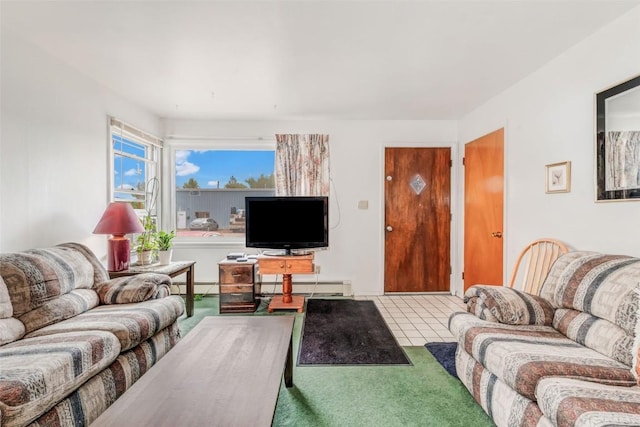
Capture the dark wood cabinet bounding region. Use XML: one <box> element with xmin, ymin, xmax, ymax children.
<box><xmin>218</xmin><ymin>259</ymin><xmax>260</xmax><ymax>313</ymax></box>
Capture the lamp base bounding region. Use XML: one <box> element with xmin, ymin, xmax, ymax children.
<box><xmin>108</xmin><ymin>236</ymin><xmax>131</xmax><ymax>272</ymax></box>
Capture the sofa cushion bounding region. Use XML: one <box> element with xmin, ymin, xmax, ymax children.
<box><xmin>554</xmin><ymin>308</ymin><xmax>634</xmax><ymax>367</ymax></box>
<box><xmin>18</xmin><ymin>289</ymin><xmax>99</xmax><ymax>335</ymax></box>
<box><xmin>0</xmin><ymin>275</ymin><xmax>12</xmax><ymax>318</ymax></box>
<box><xmin>0</xmin><ymin>318</ymin><xmax>26</xmax><ymax>346</ymax></box>
<box><xmin>548</xmin><ymin>252</ymin><xmax>639</xmax><ymax>335</ymax></box>
<box><xmin>0</xmin><ymin>330</ymin><xmax>121</xmax><ymax>427</ymax></box>
<box><xmin>0</xmin><ymin>247</ymin><xmax>96</xmax><ymax>317</ymax></box>
<box><xmin>538</xmin><ymin>251</ymin><xmax>598</xmax><ymax>306</ymax></box>
<box><xmin>536</xmin><ymin>377</ymin><xmax>640</xmax><ymax>427</ymax></box>
<box><xmin>464</xmin><ymin>285</ymin><xmax>555</xmax><ymax>326</ymax></box>
<box><xmin>95</xmin><ymin>273</ymin><xmax>172</xmax><ymax>304</ymax></box>
<box><xmin>56</xmin><ymin>242</ymin><xmax>110</xmax><ymax>286</ymax></box>
<box><xmin>449</xmin><ymin>312</ymin><xmax>637</xmax><ymax>401</ymax></box>
<box><xmin>0</xmin><ymin>276</ymin><xmax>25</xmax><ymax>345</ymax></box>
<box><xmin>25</xmin><ymin>296</ymin><xmax>184</xmax><ymax>351</ymax></box>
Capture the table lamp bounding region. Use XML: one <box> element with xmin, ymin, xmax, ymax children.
<box><xmin>93</xmin><ymin>202</ymin><xmax>145</xmax><ymax>272</ymax></box>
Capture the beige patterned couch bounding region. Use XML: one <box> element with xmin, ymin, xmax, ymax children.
<box><xmin>0</xmin><ymin>243</ymin><xmax>184</xmax><ymax>427</ymax></box>
<box><xmin>450</xmin><ymin>251</ymin><xmax>640</xmax><ymax>427</ymax></box>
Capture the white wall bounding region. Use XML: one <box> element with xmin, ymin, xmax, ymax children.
<box><xmin>0</xmin><ymin>26</ymin><xmax>459</xmax><ymax>296</ymax></box>
<box><xmin>459</xmin><ymin>6</ymin><xmax>640</xmax><ymax>280</ymax></box>
<box><xmin>0</xmin><ymin>29</ymin><xmax>161</xmax><ymax>259</ymax></box>
<box><xmin>163</xmin><ymin>119</ymin><xmax>458</xmax><ymax>295</ymax></box>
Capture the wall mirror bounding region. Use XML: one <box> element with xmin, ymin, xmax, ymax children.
<box><xmin>595</xmin><ymin>74</ymin><xmax>640</xmax><ymax>201</ymax></box>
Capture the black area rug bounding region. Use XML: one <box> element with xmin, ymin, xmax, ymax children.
<box><xmin>425</xmin><ymin>342</ymin><xmax>458</xmax><ymax>378</ymax></box>
<box><xmin>298</xmin><ymin>299</ymin><xmax>411</xmax><ymax>366</ymax></box>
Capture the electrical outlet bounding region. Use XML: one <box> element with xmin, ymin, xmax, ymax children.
<box><xmin>314</xmin><ymin>264</ymin><xmax>321</xmax><ymax>274</ymax></box>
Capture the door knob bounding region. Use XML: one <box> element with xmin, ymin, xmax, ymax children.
<box><xmin>491</xmin><ymin>232</ymin><xmax>502</xmax><ymax>238</ymax></box>
<box><xmin>386</xmin><ymin>226</ymin><xmax>393</xmax><ymax>232</ymax></box>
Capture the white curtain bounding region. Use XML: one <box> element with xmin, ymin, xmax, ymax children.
<box><xmin>275</xmin><ymin>134</ymin><xmax>330</xmax><ymax>196</ymax></box>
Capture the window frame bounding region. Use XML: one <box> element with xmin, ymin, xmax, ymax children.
<box><xmin>165</xmin><ymin>138</ymin><xmax>276</xmax><ymax>248</ymax></box>
<box><xmin>108</xmin><ymin>116</ymin><xmax>163</xmax><ymax>224</ymax></box>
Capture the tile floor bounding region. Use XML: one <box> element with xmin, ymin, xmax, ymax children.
<box><xmin>355</xmin><ymin>294</ymin><xmax>466</xmax><ymax>346</ymax></box>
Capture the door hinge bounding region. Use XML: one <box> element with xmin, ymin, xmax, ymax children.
<box><xmin>450</xmin><ymin>265</ymin><xmax>452</xmax><ymax>274</ymax></box>
<box><xmin>462</xmin><ymin>157</ymin><xmax>466</xmax><ymax>166</ymax></box>
<box><xmin>461</xmin><ymin>272</ymin><xmax>465</xmax><ymax>280</ymax></box>
<box><xmin>449</xmin><ymin>159</ymin><xmax>452</xmax><ymax>167</ymax></box>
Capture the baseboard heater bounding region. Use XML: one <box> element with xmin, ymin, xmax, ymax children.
<box><xmin>262</xmin><ymin>281</ymin><xmax>349</xmax><ymax>296</ymax></box>
<box><xmin>172</xmin><ymin>280</ymin><xmax>352</xmax><ymax>297</ymax></box>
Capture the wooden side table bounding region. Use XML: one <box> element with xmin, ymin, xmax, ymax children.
<box><xmin>108</xmin><ymin>261</ymin><xmax>196</xmax><ymax>317</ymax></box>
<box><xmin>258</xmin><ymin>254</ymin><xmax>313</xmax><ymax>313</ymax></box>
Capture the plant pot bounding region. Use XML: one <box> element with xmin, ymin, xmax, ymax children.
<box><xmin>138</xmin><ymin>250</ymin><xmax>153</xmax><ymax>265</ymax></box>
<box><xmin>158</xmin><ymin>249</ymin><xmax>173</xmax><ymax>265</ymax></box>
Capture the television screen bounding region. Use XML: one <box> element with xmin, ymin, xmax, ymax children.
<box><xmin>245</xmin><ymin>196</ymin><xmax>328</xmax><ymax>254</ymax></box>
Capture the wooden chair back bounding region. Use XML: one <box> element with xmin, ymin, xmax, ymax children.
<box><xmin>508</xmin><ymin>238</ymin><xmax>568</xmax><ymax>295</ymax></box>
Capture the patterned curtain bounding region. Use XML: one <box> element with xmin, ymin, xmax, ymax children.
<box><xmin>275</xmin><ymin>134</ymin><xmax>330</xmax><ymax>196</ymax></box>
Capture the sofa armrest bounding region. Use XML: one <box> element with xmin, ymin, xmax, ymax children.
<box><xmin>463</xmin><ymin>285</ymin><xmax>555</xmax><ymax>326</ymax></box>
<box><xmin>95</xmin><ymin>273</ymin><xmax>172</xmax><ymax>304</ymax></box>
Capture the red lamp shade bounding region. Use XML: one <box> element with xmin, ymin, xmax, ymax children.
<box><xmin>93</xmin><ymin>202</ymin><xmax>145</xmax><ymax>272</ymax></box>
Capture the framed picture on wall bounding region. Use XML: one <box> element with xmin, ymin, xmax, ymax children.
<box><xmin>546</xmin><ymin>161</ymin><xmax>571</xmax><ymax>193</ymax></box>
<box><xmin>595</xmin><ymin>74</ymin><xmax>640</xmax><ymax>202</ymax></box>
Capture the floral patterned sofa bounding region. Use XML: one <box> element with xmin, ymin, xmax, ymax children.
<box><xmin>449</xmin><ymin>251</ymin><xmax>640</xmax><ymax>427</ymax></box>
<box><xmin>0</xmin><ymin>243</ymin><xmax>184</xmax><ymax>427</ymax></box>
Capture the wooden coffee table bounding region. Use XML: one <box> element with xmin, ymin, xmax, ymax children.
<box><xmin>92</xmin><ymin>316</ymin><xmax>295</xmax><ymax>427</ymax></box>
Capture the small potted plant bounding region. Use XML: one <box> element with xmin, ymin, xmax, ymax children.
<box><xmin>136</xmin><ymin>216</ymin><xmax>158</xmax><ymax>265</ymax></box>
<box><xmin>157</xmin><ymin>230</ymin><xmax>175</xmax><ymax>265</ymax></box>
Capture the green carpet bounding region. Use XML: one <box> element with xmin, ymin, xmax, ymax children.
<box><xmin>178</xmin><ymin>296</ymin><xmax>494</xmax><ymax>427</ymax></box>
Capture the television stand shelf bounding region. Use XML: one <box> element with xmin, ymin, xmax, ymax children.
<box><xmin>258</xmin><ymin>253</ymin><xmax>314</xmax><ymax>313</ymax></box>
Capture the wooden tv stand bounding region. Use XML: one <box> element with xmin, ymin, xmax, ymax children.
<box><xmin>258</xmin><ymin>253</ymin><xmax>314</xmax><ymax>313</ymax></box>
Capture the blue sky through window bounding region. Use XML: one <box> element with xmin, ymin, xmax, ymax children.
<box><xmin>175</xmin><ymin>150</ymin><xmax>275</xmax><ymax>188</ymax></box>
<box><xmin>113</xmin><ymin>135</ymin><xmax>146</xmax><ymax>192</ymax></box>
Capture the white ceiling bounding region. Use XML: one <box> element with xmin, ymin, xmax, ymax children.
<box><xmin>2</xmin><ymin>0</ymin><xmax>639</xmax><ymax>120</ymax></box>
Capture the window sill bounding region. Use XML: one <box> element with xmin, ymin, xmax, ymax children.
<box><xmin>173</xmin><ymin>239</ymin><xmax>246</xmax><ymax>250</ymax></box>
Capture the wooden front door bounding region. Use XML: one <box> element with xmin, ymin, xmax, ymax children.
<box><xmin>463</xmin><ymin>129</ymin><xmax>504</xmax><ymax>292</ymax></box>
<box><xmin>384</xmin><ymin>147</ymin><xmax>451</xmax><ymax>293</ymax></box>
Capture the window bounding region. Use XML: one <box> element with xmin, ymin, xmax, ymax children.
<box><xmin>109</xmin><ymin>117</ymin><xmax>162</xmax><ymax>221</ymax></box>
<box><xmin>169</xmin><ymin>143</ymin><xmax>275</xmax><ymax>244</ymax></box>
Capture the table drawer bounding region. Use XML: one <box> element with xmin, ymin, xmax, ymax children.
<box><xmin>220</xmin><ymin>283</ymin><xmax>254</xmax><ymax>294</ymax></box>
<box><xmin>258</xmin><ymin>256</ymin><xmax>314</xmax><ymax>274</ymax></box>
<box><xmin>220</xmin><ymin>284</ymin><xmax>254</xmax><ymax>303</ymax></box>
<box><xmin>219</xmin><ymin>265</ymin><xmax>255</xmax><ymax>284</ymax></box>
<box><xmin>285</xmin><ymin>259</ymin><xmax>314</xmax><ymax>274</ymax></box>
<box><xmin>220</xmin><ymin>292</ymin><xmax>254</xmax><ymax>304</ymax></box>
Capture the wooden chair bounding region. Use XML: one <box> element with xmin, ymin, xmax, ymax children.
<box><xmin>508</xmin><ymin>238</ymin><xmax>568</xmax><ymax>295</ymax></box>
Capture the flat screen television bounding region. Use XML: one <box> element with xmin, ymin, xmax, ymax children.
<box><xmin>245</xmin><ymin>196</ymin><xmax>328</xmax><ymax>255</ymax></box>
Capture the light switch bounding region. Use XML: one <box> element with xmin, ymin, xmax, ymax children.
<box><xmin>358</xmin><ymin>200</ymin><xmax>369</xmax><ymax>210</ymax></box>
